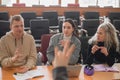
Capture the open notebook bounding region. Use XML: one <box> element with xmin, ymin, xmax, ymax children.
<box><xmin>67</xmin><ymin>65</ymin><xmax>82</xmax><ymax>77</ymax></box>
<box><xmin>93</xmin><ymin>64</ymin><xmax>119</xmax><ymax>72</ymax></box>
<box><xmin>13</xmin><ymin>69</ymin><xmax>44</xmax><ymax>80</ymax></box>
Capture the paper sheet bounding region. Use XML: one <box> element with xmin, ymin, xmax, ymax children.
<box><xmin>93</xmin><ymin>64</ymin><xmax>119</xmax><ymax>72</ymax></box>
<box><xmin>13</xmin><ymin>69</ymin><xmax>44</xmax><ymax>80</ymax></box>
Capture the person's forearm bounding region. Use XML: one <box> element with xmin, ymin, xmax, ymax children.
<box><xmin>106</xmin><ymin>55</ymin><xmax>115</xmax><ymax>67</ymax></box>
<box><xmin>25</xmin><ymin>56</ymin><xmax>37</xmax><ymax>69</ymax></box>
<box><xmin>85</xmin><ymin>53</ymin><xmax>94</xmax><ymax>65</ymax></box>
<box><xmin>106</xmin><ymin>50</ymin><xmax>116</xmax><ymax>67</ymax></box>
<box><xmin>1</xmin><ymin>57</ymin><xmax>13</xmax><ymax>67</ymax></box>
<box><xmin>47</xmin><ymin>53</ymin><xmax>54</xmax><ymax>64</ymax></box>
<box><xmin>52</xmin><ymin>67</ymin><xmax>68</xmax><ymax>80</ymax></box>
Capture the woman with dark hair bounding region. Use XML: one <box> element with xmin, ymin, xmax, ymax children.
<box><xmin>47</xmin><ymin>18</ymin><xmax>81</xmax><ymax>65</ymax></box>
<box><xmin>85</xmin><ymin>22</ymin><xmax>120</xmax><ymax>66</ymax></box>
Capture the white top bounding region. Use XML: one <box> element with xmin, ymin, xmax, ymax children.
<box><xmin>63</xmin><ymin>35</ymin><xmax>72</xmax><ymax>40</ymax></box>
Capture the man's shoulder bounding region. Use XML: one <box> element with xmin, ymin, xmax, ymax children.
<box><xmin>24</xmin><ymin>32</ymin><xmax>33</xmax><ymax>39</ymax></box>
<box><xmin>0</xmin><ymin>33</ymin><xmax>10</xmax><ymax>41</ymax></box>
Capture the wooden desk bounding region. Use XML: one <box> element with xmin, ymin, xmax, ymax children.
<box><xmin>1</xmin><ymin>64</ymin><xmax>120</xmax><ymax>80</ymax></box>
<box><xmin>1</xmin><ymin>66</ymin><xmax>53</xmax><ymax>80</ymax></box>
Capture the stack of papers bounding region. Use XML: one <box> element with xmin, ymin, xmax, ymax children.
<box><xmin>93</xmin><ymin>64</ymin><xmax>119</xmax><ymax>72</ymax></box>
<box><xmin>13</xmin><ymin>69</ymin><xmax>44</xmax><ymax>80</ymax></box>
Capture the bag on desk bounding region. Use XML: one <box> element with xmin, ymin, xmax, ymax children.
<box><xmin>67</xmin><ymin>65</ymin><xmax>82</xmax><ymax>77</ymax></box>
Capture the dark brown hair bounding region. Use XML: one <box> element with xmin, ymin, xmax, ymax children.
<box><xmin>63</xmin><ymin>18</ymin><xmax>79</xmax><ymax>37</ymax></box>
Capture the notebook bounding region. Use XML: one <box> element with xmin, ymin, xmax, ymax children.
<box><xmin>67</xmin><ymin>65</ymin><xmax>82</xmax><ymax>77</ymax></box>
<box><xmin>93</xmin><ymin>64</ymin><xmax>119</xmax><ymax>72</ymax></box>
<box><xmin>13</xmin><ymin>69</ymin><xmax>44</xmax><ymax>80</ymax></box>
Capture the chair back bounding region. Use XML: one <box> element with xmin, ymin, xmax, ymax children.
<box><xmin>84</xmin><ymin>11</ymin><xmax>99</xmax><ymax>19</ymax></box>
<box><xmin>0</xmin><ymin>11</ymin><xmax>9</xmax><ymax>21</ymax></box>
<box><xmin>42</xmin><ymin>11</ymin><xmax>58</xmax><ymax>26</ymax></box>
<box><xmin>108</xmin><ymin>12</ymin><xmax>120</xmax><ymax>24</ymax></box>
<box><xmin>82</xmin><ymin>19</ymin><xmax>100</xmax><ymax>36</ymax></box>
<box><xmin>113</xmin><ymin>20</ymin><xmax>120</xmax><ymax>31</ymax></box>
<box><xmin>64</xmin><ymin>11</ymin><xmax>80</xmax><ymax>25</ymax></box>
<box><xmin>40</xmin><ymin>34</ymin><xmax>53</xmax><ymax>63</ymax></box>
<box><xmin>30</xmin><ymin>19</ymin><xmax>49</xmax><ymax>40</ymax></box>
<box><xmin>0</xmin><ymin>21</ymin><xmax>10</xmax><ymax>38</ymax></box>
<box><xmin>20</xmin><ymin>12</ymin><xmax>36</xmax><ymax>28</ymax></box>
<box><xmin>79</xmin><ymin>36</ymin><xmax>91</xmax><ymax>64</ymax></box>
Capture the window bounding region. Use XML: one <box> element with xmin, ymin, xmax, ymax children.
<box><xmin>98</xmin><ymin>0</ymin><xmax>119</xmax><ymax>7</ymax></box>
<box><xmin>61</xmin><ymin>0</ymin><xmax>75</xmax><ymax>7</ymax></box>
<box><xmin>1</xmin><ymin>0</ymin><xmax>16</xmax><ymax>6</ymax></box>
<box><xmin>1</xmin><ymin>0</ymin><xmax>120</xmax><ymax>7</ymax></box>
<box><xmin>20</xmin><ymin>0</ymin><xmax>58</xmax><ymax>7</ymax></box>
<box><xmin>40</xmin><ymin>0</ymin><xmax>58</xmax><ymax>6</ymax></box>
<box><xmin>20</xmin><ymin>0</ymin><xmax>39</xmax><ymax>6</ymax></box>
<box><xmin>79</xmin><ymin>0</ymin><xmax>96</xmax><ymax>7</ymax></box>
<box><xmin>79</xmin><ymin>0</ymin><xmax>119</xmax><ymax>7</ymax></box>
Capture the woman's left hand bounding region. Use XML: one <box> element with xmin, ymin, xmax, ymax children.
<box><xmin>99</xmin><ymin>47</ymin><xmax>108</xmax><ymax>56</ymax></box>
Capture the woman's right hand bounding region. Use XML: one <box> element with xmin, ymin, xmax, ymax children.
<box><xmin>91</xmin><ymin>45</ymin><xmax>100</xmax><ymax>54</ymax></box>
<box><xmin>53</xmin><ymin>40</ymin><xmax>75</xmax><ymax>68</ymax></box>
<box><xmin>59</xmin><ymin>39</ymin><xmax>71</xmax><ymax>47</ymax></box>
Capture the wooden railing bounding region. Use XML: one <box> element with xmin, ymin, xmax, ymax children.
<box><xmin>0</xmin><ymin>6</ymin><xmax>120</xmax><ymax>16</ymax></box>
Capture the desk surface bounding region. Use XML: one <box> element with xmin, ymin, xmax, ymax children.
<box><xmin>1</xmin><ymin>64</ymin><xmax>120</xmax><ymax>80</ymax></box>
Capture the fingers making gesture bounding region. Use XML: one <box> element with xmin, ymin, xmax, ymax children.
<box><xmin>53</xmin><ymin>40</ymin><xmax>75</xmax><ymax>68</ymax></box>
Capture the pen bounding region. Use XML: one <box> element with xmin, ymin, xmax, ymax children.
<box><xmin>14</xmin><ymin>73</ymin><xmax>17</xmax><ymax>75</ymax></box>
<box><xmin>14</xmin><ymin>73</ymin><xmax>24</xmax><ymax>76</ymax></box>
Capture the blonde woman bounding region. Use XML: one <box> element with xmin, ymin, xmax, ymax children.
<box><xmin>85</xmin><ymin>22</ymin><xmax>120</xmax><ymax>66</ymax></box>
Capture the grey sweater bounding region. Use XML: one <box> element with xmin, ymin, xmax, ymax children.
<box><xmin>47</xmin><ymin>33</ymin><xmax>81</xmax><ymax>65</ymax></box>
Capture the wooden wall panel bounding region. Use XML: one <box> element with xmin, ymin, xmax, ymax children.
<box><xmin>0</xmin><ymin>7</ymin><xmax>120</xmax><ymax>16</ymax></box>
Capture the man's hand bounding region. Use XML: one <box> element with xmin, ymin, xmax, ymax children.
<box><xmin>59</xmin><ymin>39</ymin><xmax>71</xmax><ymax>48</ymax></box>
<box><xmin>11</xmin><ymin>47</ymin><xmax>22</xmax><ymax>62</ymax></box>
<box><xmin>15</xmin><ymin>66</ymin><xmax>29</xmax><ymax>73</ymax></box>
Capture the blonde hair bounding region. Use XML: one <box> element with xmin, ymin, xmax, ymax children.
<box><xmin>89</xmin><ymin>22</ymin><xmax>119</xmax><ymax>52</ymax></box>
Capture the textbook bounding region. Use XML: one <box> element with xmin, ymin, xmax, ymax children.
<box><xmin>13</xmin><ymin>69</ymin><xmax>44</xmax><ymax>80</ymax></box>
<box><xmin>93</xmin><ymin>64</ymin><xmax>119</xmax><ymax>72</ymax></box>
